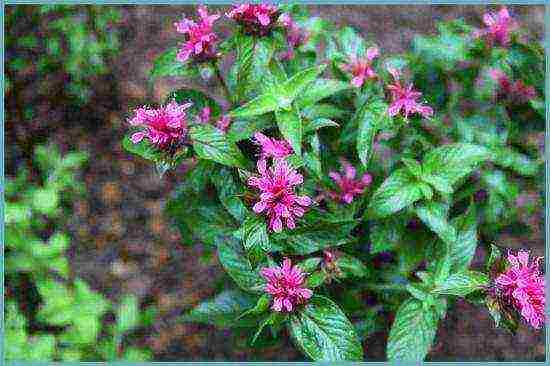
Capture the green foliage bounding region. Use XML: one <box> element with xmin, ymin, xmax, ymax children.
<box><xmin>129</xmin><ymin>3</ymin><xmax>543</xmax><ymax>362</ymax></box>
<box><xmin>5</xmin><ymin>144</ymin><xmax>154</xmax><ymax>361</ymax></box>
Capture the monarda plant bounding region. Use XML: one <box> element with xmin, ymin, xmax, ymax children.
<box><xmin>123</xmin><ymin>4</ymin><xmax>544</xmax><ymax>361</ymax></box>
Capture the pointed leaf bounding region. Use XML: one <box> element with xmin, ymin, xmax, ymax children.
<box><xmin>190</xmin><ymin>125</ymin><xmax>248</xmax><ymax>169</ymax></box>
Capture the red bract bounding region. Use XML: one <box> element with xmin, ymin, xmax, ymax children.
<box><xmin>328</xmin><ymin>159</ymin><xmax>372</xmax><ymax>204</ymax></box>
<box><xmin>475</xmin><ymin>7</ymin><xmax>518</xmax><ymax>47</ymax></box>
<box><xmin>226</xmin><ymin>3</ymin><xmax>279</xmax><ymax>35</ymax></box>
<box><xmin>253</xmin><ymin>132</ymin><xmax>293</xmax><ymax>160</ymax></box>
<box><xmin>247</xmin><ymin>159</ymin><xmax>311</xmax><ymax>232</ymax></box>
<box><xmin>495</xmin><ymin>251</ymin><xmax>545</xmax><ymax>329</ymax></box>
<box><xmin>489</xmin><ymin>68</ymin><xmax>536</xmax><ymax>104</ymax></box>
<box><xmin>174</xmin><ymin>5</ymin><xmax>221</xmax><ymax>63</ymax></box>
<box><xmin>342</xmin><ymin>47</ymin><xmax>379</xmax><ymax>88</ymax></box>
<box><xmin>129</xmin><ymin>101</ymin><xmax>192</xmax><ymax>151</ymax></box>
<box><xmin>387</xmin><ymin>67</ymin><xmax>433</xmax><ymax>119</ymax></box>
<box><xmin>260</xmin><ymin>258</ymin><xmax>313</xmax><ymax>312</ymax></box>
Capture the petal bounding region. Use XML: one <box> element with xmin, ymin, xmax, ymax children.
<box><xmin>253</xmin><ymin>201</ymin><xmax>267</xmax><ymax>213</ymax></box>
<box><xmin>366</xmin><ymin>46</ymin><xmax>379</xmax><ymax>60</ymax></box>
<box><xmin>130</xmin><ymin>132</ymin><xmax>146</xmax><ymax>144</ymax></box>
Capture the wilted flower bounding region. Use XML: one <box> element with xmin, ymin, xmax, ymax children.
<box><xmin>342</xmin><ymin>47</ymin><xmax>379</xmax><ymax>88</ymax></box>
<box><xmin>495</xmin><ymin>250</ymin><xmax>545</xmax><ymax>329</ymax></box>
<box><xmin>488</xmin><ymin>68</ymin><xmax>536</xmax><ymax>104</ymax></box>
<box><xmin>328</xmin><ymin>159</ymin><xmax>372</xmax><ymax>204</ymax></box>
<box><xmin>174</xmin><ymin>5</ymin><xmax>221</xmax><ymax>63</ymax></box>
<box><xmin>253</xmin><ymin>132</ymin><xmax>293</xmax><ymax>161</ymax></box>
<box><xmin>128</xmin><ymin>101</ymin><xmax>192</xmax><ymax>151</ymax></box>
<box><xmin>387</xmin><ymin>67</ymin><xmax>434</xmax><ymax>119</ymax></box>
<box><xmin>247</xmin><ymin>159</ymin><xmax>311</xmax><ymax>232</ymax></box>
<box><xmin>474</xmin><ymin>7</ymin><xmax>518</xmax><ymax>47</ymax></box>
<box><xmin>226</xmin><ymin>3</ymin><xmax>280</xmax><ymax>35</ymax></box>
<box><xmin>260</xmin><ymin>257</ymin><xmax>313</xmax><ymax>312</ymax></box>
<box><xmin>279</xmin><ymin>13</ymin><xmax>309</xmax><ymax>60</ymax></box>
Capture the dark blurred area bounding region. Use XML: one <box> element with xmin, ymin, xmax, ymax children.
<box><xmin>5</xmin><ymin>5</ymin><xmax>545</xmax><ymax>361</ymax></box>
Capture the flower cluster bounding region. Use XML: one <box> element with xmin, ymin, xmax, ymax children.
<box><xmin>128</xmin><ymin>101</ymin><xmax>192</xmax><ymax>151</ymax></box>
<box><xmin>260</xmin><ymin>258</ymin><xmax>313</xmax><ymax>312</ymax></box>
<box><xmin>342</xmin><ymin>47</ymin><xmax>379</xmax><ymax>88</ymax></box>
<box><xmin>226</xmin><ymin>3</ymin><xmax>280</xmax><ymax>35</ymax></box>
<box><xmin>253</xmin><ymin>132</ymin><xmax>293</xmax><ymax>161</ymax></box>
<box><xmin>279</xmin><ymin>13</ymin><xmax>309</xmax><ymax>60</ymax></box>
<box><xmin>197</xmin><ymin>107</ymin><xmax>232</xmax><ymax>132</ymax></box>
<box><xmin>328</xmin><ymin>159</ymin><xmax>372</xmax><ymax>204</ymax></box>
<box><xmin>247</xmin><ymin>159</ymin><xmax>311</xmax><ymax>232</ymax></box>
<box><xmin>386</xmin><ymin>67</ymin><xmax>434</xmax><ymax>119</ymax></box>
<box><xmin>475</xmin><ymin>7</ymin><xmax>518</xmax><ymax>47</ymax></box>
<box><xmin>489</xmin><ymin>69</ymin><xmax>536</xmax><ymax>104</ymax></box>
<box><xmin>174</xmin><ymin>5</ymin><xmax>220</xmax><ymax>63</ymax></box>
<box><xmin>495</xmin><ymin>250</ymin><xmax>545</xmax><ymax>329</ymax></box>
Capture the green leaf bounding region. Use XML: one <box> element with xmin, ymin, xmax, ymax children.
<box><xmin>489</xmin><ymin>146</ymin><xmax>540</xmax><ymax>177</ymax></box>
<box><xmin>303</xmin><ymin>118</ymin><xmax>339</xmax><ymax>134</ymax></box>
<box><xmin>306</xmin><ymin>271</ymin><xmax>327</xmax><ymax>288</ymax></box>
<box><xmin>229</xmin><ymin>93</ymin><xmax>280</xmax><ymax>119</ymax></box>
<box><xmin>275</xmin><ymin>106</ymin><xmax>303</xmax><ymax>156</ymax></box>
<box><xmin>295</xmin><ymin>78</ymin><xmax>351</xmax><ymax>108</ymax></box>
<box><xmin>116</xmin><ymin>295</ymin><xmax>140</xmax><ymax>335</ymax></box>
<box><xmin>211</xmin><ymin>167</ymin><xmax>248</xmax><ymax>222</ymax></box>
<box><xmin>218</xmin><ymin>237</ymin><xmax>265</xmax><ymax>292</ymax></box>
<box><xmin>32</xmin><ymin>188</ymin><xmax>59</xmax><ymax>215</ymax></box>
<box><xmin>366</xmin><ymin>169</ymin><xmax>424</xmax><ymax>219</ymax></box>
<box><xmin>337</xmin><ymin>27</ymin><xmax>366</xmax><ymax>58</ymax></box>
<box><xmin>449</xmin><ymin>204</ymin><xmax>478</xmax><ymax>271</ymax></box>
<box><xmin>190</xmin><ymin>125</ymin><xmax>248</xmax><ymax>169</ymax></box>
<box><xmin>282</xmin><ymin>64</ymin><xmax>326</xmax><ymax>103</ymax></box>
<box><xmin>181</xmin><ymin>289</ymin><xmax>259</xmax><ymax>328</ymax></box>
<box><xmin>387</xmin><ymin>298</ymin><xmax>440</xmax><ymax>361</ymax></box>
<box><xmin>289</xmin><ymin>295</ymin><xmax>363</xmax><ymax>361</ymax></box>
<box><xmin>422</xmin><ymin>143</ymin><xmax>490</xmax><ymax>190</ymax></box>
<box><xmin>415</xmin><ymin>202</ymin><xmax>457</xmax><ymax>245</ymax></box>
<box><xmin>149</xmin><ymin>47</ymin><xmax>198</xmax><ymax>80</ymax></box>
<box><xmin>242</xmin><ymin>215</ymin><xmax>270</xmax><ymax>252</ymax></box>
<box><xmin>336</xmin><ymin>255</ymin><xmax>369</xmax><ymax>278</ymax></box>
<box><xmin>356</xmin><ymin>100</ymin><xmax>389</xmax><ymax>167</ymax></box>
<box><xmin>369</xmin><ymin>217</ymin><xmax>404</xmax><ymax>254</ymax></box>
<box><xmin>432</xmin><ymin>271</ymin><xmax>489</xmax><ymax>296</ymax></box>
<box><xmin>226</xmin><ymin>114</ymin><xmax>275</xmax><ymax>143</ymax></box>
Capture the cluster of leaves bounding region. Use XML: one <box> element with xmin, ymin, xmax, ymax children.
<box><xmin>5</xmin><ymin>5</ymin><xmax>121</xmax><ymax>104</ymax></box>
<box><xmin>5</xmin><ymin>144</ymin><xmax>156</xmax><ymax>361</ymax></box>
<box><xmin>125</xmin><ymin>4</ymin><xmax>543</xmax><ymax>361</ymax></box>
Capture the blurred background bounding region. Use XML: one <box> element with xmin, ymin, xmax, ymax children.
<box><xmin>4</xmin><ymin>4</ymin><xmax>545</xmax><ymax>361</ymax></box>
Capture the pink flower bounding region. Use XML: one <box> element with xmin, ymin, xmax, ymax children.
<box><xmin>260</xmin><ymin>258</ymin><xmax>313</xmax><ymax>312</ymax></box>
<box><xmin>253</xmin><ymin>132</ymin><xmax>293</xmax><ymax>160</ymax></box>
<box><xmin>489</xmin><ymin>69</ymin><xmax>536</xmax><ymax>104</ymax></box>
<box><xmin>328</xmin><ymin>159</ymin><xmax>372</xmax><ymax>204</ymax></box>
<box><xmin>226</xmin><ymin>3</ymin><xmax>279</xmax><ymax>35</ymax></box>
<box><xmin>128</xmin><ymin>101</ymin><xmax>192</xmax><ymax>150</ymax></box>
<box><xmin>174</xmin><ymin>5</ymin><xmax>221</xmax><ymax>63</ymax></box>
<box><xmin>342</xmin><ymin>47</ymin><xmax>379</xmax><ymax>88</ymax></box>
<box><xmin>247</xmin><ymin>159</ymin><xmax>311</xmax><ymax>232</ymax></box>
<box><xmin>475</xmin><ymin>7</ymin><xmax>518</xmax><ymax>47</ymax></box>
<box><xmin>279</xmin><ymin>13</ymin><xmax>309</xmax><ymax>60</ymax></box>
<box><xmin>197</xmin><ymin>106</ymin><xmax>211</xmax><ymax>124</ymax></box>
<box><xmin>495</xmin><ymin>250</ymin><xmax>545</xmax><ymax>329</ymax></box>
<box><xmin>386</xmin><ymin>67</ymin><xmax>433</xmax><ymax>119</ymax></box>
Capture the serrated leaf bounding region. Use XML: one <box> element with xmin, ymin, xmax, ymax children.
<box><xmin>218</xmin><ymin>237</ymin><xmax>265</xmax><ymax>292</ymax></box>
<box><xmin>366</xmin><ymin>169</ymin><xmax>424</xmax><ymax>219</ymax></box>
<box><xmin>357</xmin><ymin>100</ymin><xmax>389</xmax><ymax>167</ymax></box>
<box><xmin>190</xmin><ymin>125</ymin><xmax>248</xmax><ymax>169</ymax></box>
<box><xmin>432</xmin><ymin>271</ymin><xmax>489</xmax><ymax>296</ymax></box>
<box><xmin>295</xmin><ymin>78</ymin><xmax>351</xmax><ymax>108</ymax></box>
<box><xmin>242</xmin><ymin>216</ymin><xmax>270</xmax><ymax>252</ymax></box>
<box><xmin>289</xmin><ymin>295</ymin><xmax>363</xmax><ymax>361</ymax></box>
<box><xmin>275</xmin><ymin>106</ymin><xmax>303</xmax><ymax>156</ymax></box>
<box><xmin>149</xmin><ymin>47</ymin><xmax>198</xmax><ymax>80</ymax></box>
<box><xmin>490</xmin><ymin>146</ymin><xmax>540</xmax><ymax>177</ymax></box>
<box><xmin>181</xmin><ymin>289</ymin><xmax>259</xmax><ymax>328</ymax></box>
<box><xmin>304</xmin><ymin>118</ymin><xmax>339</xmax><ymax>134</ymax></box>
<box><xmin>422</xmin><ymin>143</ymin><xmax>490</xmax><ymax>189</ymax></box>
<box><xmin>387</xmin><ymin>298</ymin><xmax>440</xmax><ymax>361</ymax></box>
<box><xmin>415</xmin><ymin>202</ymin><xmax>457</xmax><ymax>245</ymax></box>
<box><xmin>449</xmin><ymin>204</ymin><xmax>478</xmax><ymax>271</ymax></box>
<box><xmin>336</xmin><ymin>255</ymin><xmax>369</xmax><ymax>278</ymax></box>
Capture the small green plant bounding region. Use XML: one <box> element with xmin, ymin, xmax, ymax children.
<box><xmin>5</xmin><ymin>144</ymin><xmax>155</xmax><ymax>361</ymax></box>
